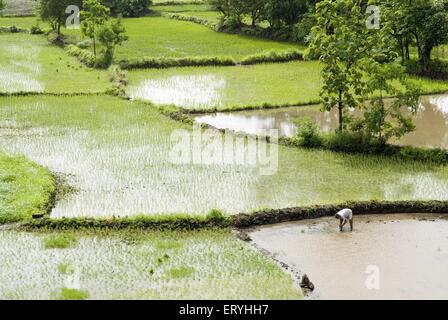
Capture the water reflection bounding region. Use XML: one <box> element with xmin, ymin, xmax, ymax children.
<box><xmin>129</xmin><ymin>74</ymin><xmax>226</xmax><ymax>109</ymax></box>
<box><xmin>250</xmin><ymin>214</ymin><xmax>448</xmax><ymax>300</ymax></box>
<box><xmin>196</xmin><ymin>94</ymin><xmax>448</xmax><ymax>149</ymax></box>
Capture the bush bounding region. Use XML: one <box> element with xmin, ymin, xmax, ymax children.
<box><xmin>47</xmin><ymin>30</ymin><xmax>65</xmax><ymax>46</ymax></box>
<box><xmin>76</xmin><ymin>39</ymin><xmax>93</xmax><ymax>49</ymax></box>
<box><xmin>30</xmin><ymin>25</ymin><xmax>44</xmax><ymax>35</ymax></box>
<box><xmin>65</xmin><ymin>44</ymin><xmax>96</xmax><ymax>67</ymax></box>
<box><xmin>112</xmin><ymin>0</ymin><xmax>151</xmax><ymax>17</ymax></box>
<box><xmin>293</xmin><ymin>117</ymin><xmax>323</xmax><ymax>148</ymax></box>
<box><xmin>241</xmin><ymin>49</ymin><xmax>302</xmax><ymax>65</ymax></box>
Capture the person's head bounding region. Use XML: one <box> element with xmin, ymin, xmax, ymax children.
<box><xmin>334</xmin><ymin>214</ymin><xmax>340</xmax><ymax>219</ymax></box>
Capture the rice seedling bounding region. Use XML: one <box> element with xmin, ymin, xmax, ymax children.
<box><xmin>0</xmin><ymin>229</ymin><xmax>302</xmax><ymax>299</ymax></box>
<box><xmin>43</xmin><ymin>234</ymin><xmax>78</xmax><ymax>249</ymax></box>
<box><xmin>0</xmin><ymin>95</ymin><xmax>447</xmax><ymax>219</ymax></box>
<box><xmin>62</xmin><ymin>16</ymin><xmax>302</xmax><ymax>62</ymax></box>
<box><xmin>127</xmin><ymin>61</ymin><xmax>448</xmax><ymax>111</ymax></box>
<box><xmin>0</xmin><ymin>33</ymin><xmax>109</xmax><ymax>94</ymax></box>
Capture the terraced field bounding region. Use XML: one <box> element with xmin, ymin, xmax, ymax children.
<box><xmin>0</xmin><ymin>33</ymin><xmax>109</xmax><ymax>93</ymax></box>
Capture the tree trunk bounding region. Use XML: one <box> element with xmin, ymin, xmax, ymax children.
<box><xmin>422</xmin><ymin>47</ymin><xmax>432</xmax><ymax>72</ymax></box>
<box><xmin>338</xmin><ymin>90</ymin><xmax>343</xmax><ymax>132</ymax></box>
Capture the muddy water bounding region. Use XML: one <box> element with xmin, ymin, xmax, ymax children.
<box><xmin>250</xmin><ymin>214</ymin><xmax>448</xmax><ymax>300</ymax></box>
<box><xmin>196</xmin><ymin>95</ymin><xmax>448</xmax><ymax>149</ymax></box>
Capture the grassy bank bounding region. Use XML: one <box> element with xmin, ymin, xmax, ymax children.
<box><xmin>0</xmin><ymin>228</ymin><xmax>302</xmax><ymax>299</ymax></box>
<box><xmin>0</xmin><ymin>152</ymin><xmax>55</xmax><ymax>224</ymax></box>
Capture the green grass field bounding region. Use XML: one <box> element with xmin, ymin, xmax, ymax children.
<box><xmin>1</xmin><ymin>95</ymin><xmax>447</xmax><ymax>219</ymax></box>
<box><xmin>0</xmin><ymin>152</ymin><xmax>55</xmax><ymax>223</ymax></box>
<box><xmin>59</xmin><ymin>16</ymin><xmax>302</xmax><ymax>62</ymax></box>
<box><xmin>127</xmin><ymin>61</ymin><xmax>448</xmax><ymax>111</ymax></box>
<box><xmin>0</xmin><ymin>33</ymin><xmax>109</xmax><ymax>93</ymax></box>
<box><xmin>0</xmin><ymin>228</ymin><xmax>302</xmax><ymax>299</ymax></box>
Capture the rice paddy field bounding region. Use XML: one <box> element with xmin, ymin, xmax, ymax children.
<box><xmin>2</xmin><ymin>0</ymin><xmax>36</xmax><ymax>16</ymax></box>
<box><xmin>0</xmin><ymin>229</ymin><xmax>301</xmax><ymax>299</ymax></box>
<box><xmin>0</xmin><ymin>33</ymin><xmax>109</xmax><ymax>93</ymax></box>
<box><xmin>1</xmin><ymin>95</ymin><xmax>447</xmax><ymax>218</ymax></box>
<box><xmin>127</xmin><ymin>61</ymin><xmax>448</xmax><ymax>110</ymax></box>
<box><xmin>1</xmin><ymin>0</ymin><xmax>448</xmax><ymax>301</ymax></box>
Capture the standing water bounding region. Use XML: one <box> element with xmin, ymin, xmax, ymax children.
<box><xmin>250</xmin><ymin>214</ymin><xmax>448</xmax><ymax>300</ymax></box>
<box><xmin>196</xmin><ymin>95</ymin><xmax>448</xmax><ymax>149</ymax></box>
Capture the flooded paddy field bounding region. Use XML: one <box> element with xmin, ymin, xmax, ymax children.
<box><xmin>250</xmin><ymin>214</ymin><xmax>448</xmax><ymax>300</ymax></box>
<box><xmin>0</xmin><ymin>33</ymin><xmax>109</xmax><ymax>94</ymax></box>
<box><xmin>196</xmin><ymin>94</ymin><xmax>448</xmax><ymax>149</ymax></box>
<box><xmin>0</xmin><ymin>229</ymin><xmax>301</xmax><ymax>299</ymax></box>
<box><xmin>1</xmin><ymin>95</ymin><xmax>448</xmax><ymax>218</ymax></box>
<box><xmin>127</xmin><ymin>62</ymin><xmax>448</xmax><ymax>111</ymax></box>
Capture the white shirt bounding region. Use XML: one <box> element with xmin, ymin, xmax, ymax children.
<box><xmin>336</xmin><ymin>208</ymin><xmax>353</xmax><ymax>221</ymax></box>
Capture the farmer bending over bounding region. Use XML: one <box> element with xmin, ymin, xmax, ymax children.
<box><xmin>335</xmin><ymin>208</ymin><xmax>353</xmax><ymax>231</ymax></box>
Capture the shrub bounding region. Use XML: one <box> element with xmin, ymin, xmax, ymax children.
<box><xmin>65</xmin><ymin>44</ymin><xmax>96</xmax><ymax>67</ymax></box>
<box><xmin>112</xmin><ymin>0</ymin><xmax>151</xmax><ymax>17</ymax></box>
<box><xmin>293</xmin><ymin>117</ymin><xmax>323</xmax><ymax>148</ymax></box>
<box><xmin>30</xmin><ymin>25</ymin><xmax>44</xmax><ymax>35</ymax></box>
<box><xmin>241</xmin><ymin>49</ymin><xmax>302</xmax><ymax>65</ymax></box>
<box><xmin>76</xmin><ymin>39</ymin><xmax>93</xmax><ymax>49</ymax></box>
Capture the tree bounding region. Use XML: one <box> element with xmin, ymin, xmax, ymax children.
<box><xmin>81</xmin><ymin>0</ymin><xmax>110</xmax><ymax>56</ymax></box>
<box><xmin>307</xmin><ymin>0</ymin><xmax>368</xmax><ymax>131</ymax></box>
<box><xmin>0</xmin><ymin>0</ymin><xmax>5</xmax><ymax>14</ymax></box>
<box><xmin>406</xmin><ymin>0</ymin><xmax>448</xmax><ymax>72</ymax></box>
<box><xmin>264</xmin><ymin>0</ymin><xmax>311</xmax><ymax>29</ymax></box>
<box><xmin>96</xmin><ymin>17</ymin><xmax>128</xmax><ymax>67</ymax></box>
<box><xmin>113</xmin><ymin>0</ymin><xmax>150</xmax><ymax>17</ymax></box>
<box><xmin>243</xmin><ymin>0</ymin><xmax>265</xmax><ymax>27</ymax></box>
<box><xmin>208</xmin><ymin>0</ymin><xmax>245</xmax><ymax>28</ymax></box>
<box><xmin>40</xmin><ymin>0</ymin><xmax>82</xmax><ymax>35</ymax></box>
<box><xmin>355</xmin><ymin>61</ymin><xmax>420</xmax><ymax>145</ymax></box>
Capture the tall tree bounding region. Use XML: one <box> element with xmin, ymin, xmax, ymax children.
<box><xmin>0</xmin><ymin>0</ymin><xmax>5</xmax><ymax>14</ymax></box>
<box><xmin>307</xmin><ymin>0</ymin><xmax>368</xmax><ymax>131</ymax></box>
<box><xmin>81</xmin><ymin>0</ymin><xmax>110</xmax><ymax>56</ymax></box>
<box><xmin>40</xmin><ymin>0</ymin><xmax>82</xmax><ymax>35</ymax></box>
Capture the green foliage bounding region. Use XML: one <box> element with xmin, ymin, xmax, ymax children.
<box><xmin>119</xmin><ymin>55</ymin><xmax>236</xmax><ymax>69</ymax></box>
<box><xmin>81</xmin><ymin>0</ymin><xmax>110</xmax><ymax>56</ymax></box>
<box><xmin>96</xmin><ymin>17</ymin><xmax>128</xmax><ymax>67</ymax></box>
<box><xmin>293</xmin><ymin>117</ymin><xmax>323</xmax><ymax>148</ymax></box>
<box><xmin>43</xmin><ymin>234</ymin><xmax>78</xmax><ymax>249</ymax></box>
<box><xmin>65</xmin><ymin>44</ymin><xmax>96</xmax><ymax>66</ymax></box>
<box><xmin>113</xmin><ymin>0</ymin><xmax>151</xmax><ymax>17</ymax></box>
<box><xmin>307</xmin><ymin>0</ymin><xmax>370</xmax><ymax>132</ymax></box>
<box><xmin>0</xmin><ymin>152</ymin><xmax>56</xmax><ymax>224</ymax></box>
<box><xmin>289</xmin><ymin>119</ymin><xmax>448</xmax><ymax>165</ymax></box>
<box><xmin>108</xmin><ymin>64</ymin><xmax>128</xmax><ymax>96</ymax></box>
<box><xmin>57</xmin><ymin>288</ymin><xmax>89</xmax><ymax>300</ymax></box>
<box><xmin>0</xmin><ymin>0</ymin><xmax>5</xmax><ymax>13</ymax></box>
<box><xmin>356</xmin><ymin>61</ymin><xmax>421</xmax><ymax>145</ymax></box>
<box><xmin>39</xmin><ymin>0</ymin><xmax>82</xmax><ymax>34</ymax></box>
